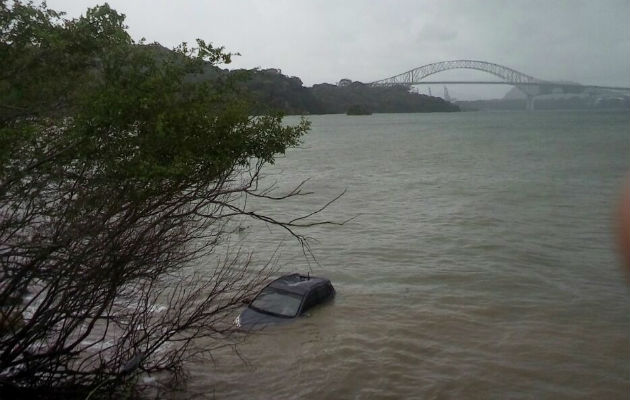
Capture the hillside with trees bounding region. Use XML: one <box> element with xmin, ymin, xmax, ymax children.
<box><xmin>235</xmin><ymin>68</ymin><xmax>324</xmax><ymax>114</ymax></box>
<box><xmin>237</xmin><ymin>70</ymin><xmax>460</xmax><ymax>114</ymax></box>
<box><xmin>108</xmin><ymin>46</ymin><xmax>459</xmax><ymax>115</ymax></box>
<box><xmin>310</xmin><ymin>80</ymin><xmax>459</xmax><ymax>114</ymax></box>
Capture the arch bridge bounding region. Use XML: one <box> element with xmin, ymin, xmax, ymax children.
<box><xmin>370</xmin><ymin>60</ymin><xmax>630</xmax><ymax>110</ymax></box>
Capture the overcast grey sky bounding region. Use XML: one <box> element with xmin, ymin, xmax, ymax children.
<box><xmin>48</xmin><ymin>0</ymin><xmax>630</xmax><ymax>99</ymax></box>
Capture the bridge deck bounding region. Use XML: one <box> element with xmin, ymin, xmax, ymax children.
<box><xmin>382</xmin><ymin>81</ymin><xmax>630</xmax><ymax>91</ymax></box>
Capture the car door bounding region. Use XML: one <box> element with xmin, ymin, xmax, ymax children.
<box><xmin>300</xmin><ymin>290</ymin><xmax>320</xmax><ymax>314</ymax></box>
<box><xmin>320</xmin><ymin>283</ymin><xmax>335</xmax><ymax>301</ymax></box>
<box><xmin>301</xmin><ymin>284</ymin><xmax>334</xmax><ymax>315</ymax></box>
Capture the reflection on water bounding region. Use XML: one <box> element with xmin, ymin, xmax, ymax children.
<box><xmin>182</xmin><ymin>111</ymin><xmax>629</xmax><ymax>399</ymax></box>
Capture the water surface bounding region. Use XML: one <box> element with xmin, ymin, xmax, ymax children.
<box><xmin>188</xmin><ymin>110</ymin><xmax>629</xmax><ymax>399</ymax></box>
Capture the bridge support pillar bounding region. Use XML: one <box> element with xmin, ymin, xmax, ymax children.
<box><xmin>526</xmin><ymin>95</ymin><xmax>535</xmax><ymax>111</ymax></box>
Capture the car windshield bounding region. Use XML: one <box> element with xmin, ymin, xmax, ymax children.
<box><xmin>249</xmin><ymin>287</ymin><xmax>303</xmax><ymax>318</ymax></box>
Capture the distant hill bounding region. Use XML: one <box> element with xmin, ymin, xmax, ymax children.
<box><xmin>234</xmin><ymin>69</ymin><xmax>459</xmax><ymax>115</ymax></box>
<box><xmin>234</xmin><ymin>68</ymin><xmax>324</xmax><ymax>115</ymax></box>
<box><xmin>136</xmin><ymin>44</ymin><xmax>460</xmax><ymax>115</ymax></box>
<box><xmin>309</xmin><ymin>81</ymin><xmax>459</xmax><ymax>114</ymax></box>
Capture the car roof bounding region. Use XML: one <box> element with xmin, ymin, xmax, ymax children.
<box><xmin>267</xmin><ymin>273</ymin><xmax>331</xmax><ymax>296</ymax></box>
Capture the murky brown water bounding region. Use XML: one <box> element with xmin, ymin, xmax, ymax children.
<box><xmin>180</xmin><ymin>111</ymin><xmax>629</xmax><ymax>399</ymax></box>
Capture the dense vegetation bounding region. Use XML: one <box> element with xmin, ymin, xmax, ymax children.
<box><xmin>235</xmin><ymin>68</ymin><xmax>323</xmax><ymax>114</ymax></box>
<box><xmin>125</xmin><ymin>53</ymin><xmax>460</xmax><ymax>115</ymax></box>
<box><xmin>0</xmin><ymin>2</ymin><xmax>332</xmax><ymax>398</ymax></box>
<box><xmin>237</xmin><ymin>69</ymin><xmax>460</xmax><ymax>114</ymax></box>
<box><xmin>310</xmin><ymin>81</ymin><xmax>459</xmax><ymax>114</ymax></box>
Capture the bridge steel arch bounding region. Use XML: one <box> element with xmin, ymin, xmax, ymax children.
<box><xmin>370</xmin><ymin>60</ymin><xmax>543</xmax><ymax>86</ymax></box>
<box><xmin>371</xmin><ymin>60</ymin><xmax>547</xmax><ymax>109</ymax></box>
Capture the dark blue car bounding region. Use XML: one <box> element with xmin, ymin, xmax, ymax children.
<box><xmin>235</xmin><ymin>273</ymin><xmax>335</xmax><ymax>330</ymax></box>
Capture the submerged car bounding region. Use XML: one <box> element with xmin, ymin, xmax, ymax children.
<box><xmin>235</xmin><ymin>273</ymin><xmax>335</xmax><ymax>330</ymax></box>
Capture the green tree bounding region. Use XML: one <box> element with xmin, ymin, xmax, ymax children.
<box><xmin>0</xmin><ymin>2</ymin><xmax>323</xmax><ymax>397</ymax></box>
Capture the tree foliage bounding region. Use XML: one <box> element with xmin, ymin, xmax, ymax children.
<box><xmin>310</xmin><ymin>81</ymin><xmax>460</xmax><ymax>114</ymax></box>
<box><xmin>230</xmin><ymin>71</ymin><xmax>460</xmax><ymax>115</ymax></box>
<box><xmin>0</xmin><ymin>1</ymin><xmax>320</xmax><ymax>397</ymax></box>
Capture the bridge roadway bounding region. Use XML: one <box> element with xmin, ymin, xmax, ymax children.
<box><xmin>405</xmin><ymin>81</ymin><xmax>630</xmax><ymax>92</ymax></box>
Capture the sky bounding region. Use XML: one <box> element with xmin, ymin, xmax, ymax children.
<box><xmin>47</xmin><ymin>0</ymin><xmax>630</xmax><ymax>100</ymax></box>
